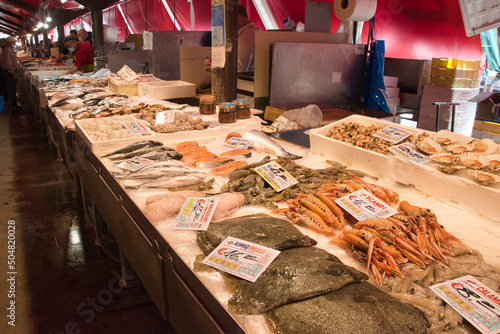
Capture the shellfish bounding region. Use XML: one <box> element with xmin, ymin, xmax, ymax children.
<box><xmin>459</xmin><ymin>153</ymin><xmax>489</xmax><ymax>169</ymax></box>
<box><xmin>432</xmin><ymin>130</ymin><xmax>459</xmax><ymax>145</ymax></box>
<box><xmin>468</xmin><ymin>170</ymin><xmax>500</xmax><ymax>185</ymax></box>
<box><xmin>468</xmin><ymin>138</ymin><xmax>498</xmax><ymax>155</ymax></box>
<box><xmin>416</xmin><ymin>138</ymin><xmax>441</xmax><ymax>154</ymax></box>
<box><xmin>484</xmin><ymin>155</ymin><xmax>500</xmax><ymax>172</ymax></box>
<box><xmin>444</xmin><ymin>143</ymin><xmax>470</xmax><ymax>154</ymax></box>
<box><xmin>429</xmin><ymin>153</ymin><xmax>459</xmax><ymax>165</ymax></box>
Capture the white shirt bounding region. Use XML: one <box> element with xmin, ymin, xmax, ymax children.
<box><xmin>238</xmin><ymin>22</ymin><xmax>261</xmax><ymax>72</ymax></box>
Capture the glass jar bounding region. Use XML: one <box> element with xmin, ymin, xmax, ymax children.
<box><xmin>234</xmin><ymin>98</ymin><xmax>251</xmax><ymax>119</ymax></box>
<box><xmin>218</xmin><ymin>102</ymin><xmax>237</xmax><ymax>123</ymax></box>
<box><xmin>199</xmin><ymin>95</ymin><xmax>216</xmax><ymax>115</ymax></box>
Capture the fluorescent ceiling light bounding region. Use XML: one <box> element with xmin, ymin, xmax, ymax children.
<box><xmin>161</xmin><ymin>0</ymin><xmax>181</xmax><ymax>31</ymax></box>
<box><xmin>252</xmin><ymin>0</ymin><xmax>278</xmax><ymax>30</ymax></box>
<box><xmin>46</xmin><ymin>17</ymin><xmax>52</xmax><ymax>22</ymax></box>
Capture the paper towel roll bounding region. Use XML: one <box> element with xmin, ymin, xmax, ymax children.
<box><xmin>334</xmin><ymin>0</ymin><xmax>377</xmax><ymax>21</ymax></box>
<box><xmin>103</xmin><ymin>25</ymin><xmax>118</xmax><ymax>43</ymax></box>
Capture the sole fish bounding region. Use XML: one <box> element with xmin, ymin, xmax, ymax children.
<box><xmin>243</xmin><ymin>129</ymin><xmax>301</xmax><ymax>159</ymax></box>
<box><xmin>102</xmin><ymin>140</ymin><xmax>164</xmax><ymax>157</ymax></box>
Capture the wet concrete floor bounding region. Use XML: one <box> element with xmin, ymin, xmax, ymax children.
<box><xmin>0</xmin><ymin>103</ymin><xmax>176</xmax><ymax>333</ymax></box>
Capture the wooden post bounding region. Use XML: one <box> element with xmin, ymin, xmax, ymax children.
<box><xmin>57</xmin><ymin>25</ymin><xmax>65</xmax><ymax>53</ymax></box>
<box><xmin>211</xmin><ymin>0</ymin><xmax>238</xmax><ymax>104</ymax></box>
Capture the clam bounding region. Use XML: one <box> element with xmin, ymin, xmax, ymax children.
<box><xmin>436</xmin><ymin>164</ymin><xmax>465</xmax><ymax>174</ymax></box>
<box><xmin>459</xmin><ymin>153</ymin><xmax>489</xmax><ymax>169</ymax></box>
<box><xmin>432</xmin><ymin>130</ymin><xmax>459</xmax><ymax>145</ymax></box>
<box><xmin>484</xmin><ymin>155</ymin><xmax>500</xmax><ymax>172</ymax></box>
<box><xmin>416</xmin><ymin>138</ymin><xmax>441</xmax><ymax>154</ymax></box>
<box><xmin>444</xmin><ymin>143</ymin><xmax>470</xmax><ymax>154</ymax></box>
<box><xmin>468</xmin><ymin>170</ymin><xmax>500</xmax><ymax>185</ymax></box>
<box><xmin>467</xmin><ymin>138</ymin><xmax>499</xmax><ymax>155</ymax></box>
<box><xmin>430</xmin><ymin>153</ymin><xmax>459</xmax><ymax>165</ymax></box>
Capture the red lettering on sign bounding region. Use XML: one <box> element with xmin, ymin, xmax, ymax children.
<box><xmin>217</xmin><ymin>248</ymin><xmax>226</xmax><ymax>255</ymax></box>
<box><xmin>477</xmin><ymin>287</ymin><xmax>500</xmax><ymax>307</ymax></box>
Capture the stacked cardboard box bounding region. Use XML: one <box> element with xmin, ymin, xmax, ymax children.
<box><xmin>418</xmin><ymin>85</ymin><xmax>479</xmax><ymax>136</ymax></box>
<box><xmin>472</xmin><ymin>119</ymin><xmax>500</xmax><ymax>143</ymax></box>
<box><xmin>429</xmin><ymin>58</ymin><xmax>480</xmax><ymax>89</ymax></box>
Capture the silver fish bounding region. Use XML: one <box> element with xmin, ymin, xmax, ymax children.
<box><xmin>102</xmin><ymin>140</ymin><xmax>164</xmax><ymax>157</ymax></box>
<box><xmin>123</xmin><ymin>165</ymin><xmax>190</xmax><ymax>179</ymax></box>
<box><xmin>123</xmin><ymin>172</ymin><xmax>206</xmax><ymax>189</ymax></box>
<box><xmin>242</xmin><ymin>129</ymin><xmax>301</xmax><ymax>159</ymax></box>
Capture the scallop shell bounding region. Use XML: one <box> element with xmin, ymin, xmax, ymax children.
<box><xmin>429</xmin><ymin>153</ymin><xmax>459</xmax><ymax>164</ymax></box>
<box><xmin>444</xmin><ymin>143</ymin><xmax>470</xmax><ymax>154</ymax></box>
<box><xmin>432</xmin><ymin>130</ymin><xmax>459</xmax><ymax>145</ymax></box>
<box><xmin>468</xmin><ymin>170</ymin><xmax>500</xmax><ymax>185</ymax></box>
<box><xmin>436</xmin><ymin>164</ymin><xmax>466</xmax><ymax>174</ymax></box>
<box><xmin>459</xmin><ymin>153</ymin><xmax>489</xmax><ymax>169</ymax></box>
<box><xmin>484</xmin><ymin>155</ymin><xmax>500</xmax><ymax>172</ymax></box>
<box><xmin>416</xmin><ymin>138</ymin><xmax>441</xmax><ymax>154</ymax></box>
<box><xmin>467</xmin><ymin>138</ymin><xmax>499</xmax><ymax>155</ymax></box>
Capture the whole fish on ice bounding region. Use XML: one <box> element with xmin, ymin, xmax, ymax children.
<box><xmin>242</xmin><ymin>129</ymin><xmax>301</xmax><ymax>159</ymax></box>
<box><xmin>123</xmin><ymin>172</ymin><xmax>206</xmax><ymax>189</ymax></box>
<box><xmin>102</xmin><ymin>140</ymin><xmax>164</xmax><ymax>157</ymax></box>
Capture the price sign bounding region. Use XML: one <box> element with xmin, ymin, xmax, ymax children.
<box><xmin>172</xmin><ymin>197</ymin><xmax>219</xmax><ymax>230</ymax></box>
<box><xmin>373</xmin><ymin>125</ymin><xmax>414</xmax><ymax>144</ymax></box>
<box><xmin>186</xmin><ymin>110</ymin><xmax>201</xmax><ymax>117</ymax></box>
<box><xmin>155</xmin><ymin>111</ymin><xmax>175</xmax><ymax>126</ymax></box>
<box><xmin>335</xmin><ymin>189</ymin><xmax>398</xmax><ymax>221</ymax></box>
<box><xmin>223</xmin><ymin>137</ymin><xmax>254</xmax><ymax>150</ymax></box>
<box><xmin>117</xmin><ymin>157</ymin><xmax>154</xmax><ymax>172</ymax></box>
<box><xmin>122</xmin><ymin>121</ymin><xmax>151</xmax><ymax>135</ymax></box>
<box><xmin>254</xmin><ymin>161</ymin><xmax>298</xmax><ymax>192</ymax></box>
<box><xmin>143</xmin><ymin>31</ymin><xmax>153</xmax><ymax>50</ymax></box>
<box><xmin>431</xmin><ymin>276</ymin><xmax>500</xmax><ymax>334</ymax></box>
<box><xmin>207</xmin><ymin>121</ymin><xmax>222</xmax><ymax>128</ymax></box>
<box><xmin>202</xmin><ymin>236</ymin><xmax>281</xmax><ymax>283</ymax></box>
<box><xmin>388</xmin><ymin>142</ymin><xmax>430</xmax><ymax>164</ymax></box>
<box><xmin>117</xmin><ymin>64</ymin><xmax>139</xmax><ymax>81</ymax></box>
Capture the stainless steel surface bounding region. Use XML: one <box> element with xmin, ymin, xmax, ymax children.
<box><xmin>149</xmin><ymin>31</ymin><xmax>211</xmax><ymax>81</ymax></box>
<box><xmin>269</xmin><ymin>42</ymin><xmax>367</xmax><ymax>110</ymax></box>
<box><xmin>107</xmin><ymin>50</ymin><xmax>150</xmax><ymax>73</ymax></box>
<box><xmin>305</xmin><ymin>0</ymin><xmax>332</xmax><ymax>32</ymax></box>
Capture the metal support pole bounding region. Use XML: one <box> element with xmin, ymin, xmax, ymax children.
<box><xmin>57</xmin><ymin>25</ymin><xmax>65</xmax><ymax>53</ymax></box>
<box><xmin>433</xmin><ymin>102</ymin><xmax>460</xmax><ymax>132</ymax></box>
<box><xmin>211</xmin><ymin>0</ymin><xmax>238</xmax><ymax>104</ymax></box>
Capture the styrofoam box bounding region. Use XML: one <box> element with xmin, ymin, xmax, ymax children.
<box><xmin>309</xmin><ymin>115</ymin><xmax>500</xmax><ymax>221</ymax></box>
<box><xmin>138</xmin><ymin>81</ymin><xmax>196</xmax><ymax>100</ymax></box>
<box><xmin>383</xmin><ymin>76</ymin><xmax>398</xmax><ymax>88</ymax></box>
<box><xmin>385</xmin><ymin>87</ymin><xmax>400</xmax><ymax>98</ymax></box>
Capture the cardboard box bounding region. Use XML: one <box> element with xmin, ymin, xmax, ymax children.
<box><xmin>383</xmin><ymin>76</ymin><xmax>398</xmax><ymax>88</ymax></box>
<box><xmin>385</xmin><ymin>87</ymin><xmax>400</xmax><ymax>98</ymax></box>
<box><xmin>469</xmin><ymin>92</ymin><xmax>500</xmax><ymax>122</ymax></box>
<box><xmin>138</xmin><ymin>80</ymin><xmax>196</xmax><ymax>100</ymax></box>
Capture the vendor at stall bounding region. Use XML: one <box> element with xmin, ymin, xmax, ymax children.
<box><xmin>63</xmin><ymin>36</ymin><xmax>94</xmax><ymax>74</ymax></box>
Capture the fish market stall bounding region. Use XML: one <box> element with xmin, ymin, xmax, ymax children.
<box><xmin>70</xmin><ymin>109</ymin><xmax>500</xmax><ymax>334</ymax></box>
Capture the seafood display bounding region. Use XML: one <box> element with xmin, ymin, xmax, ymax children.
<box><xmin>196</xmin><ymin>214</ymin><xmax>317</xmax><ymax>256</ymax></box>
<box><xmin>224</xmin><ymin>246</ymin><xmax>368</xmax><ymax>314</ymax></box>
<box><xmin>242</xmin><ymin>129</ymin><xmax>301</xmax><ymax>159</ymax></box>
<box><xmin>266</xmin><ymin>281</ymin><xmax>429</xmax><ymax>334</ymax></box>
<box><xmin>78</xmin><ymin>116</ymin><xmax>153</xmax><ymax>142</ymax></box>
<box><xmin>222</xmin><ymin>158</ymin><xmax>365</xmax><ymax>209</ymax></box>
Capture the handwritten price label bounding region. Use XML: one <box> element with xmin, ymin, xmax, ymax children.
<box><xmin>117</xmin><ymin>65</ymin><xmax>139</xmax><ymax>81</ymax></box>
<box><xmin>254</xmin><ymin>161</ymin><xmax>298</xmax><ymax>192</ymax></box>
<box><xmin>202</xmin><ymin>236</ymin><xmax>280</xmax><ymax>282</ymax></box>
<box><xmin>388</xmin><ymin>142</ymin><xmax>430</xmax><ymax>164</ymax></box>
<box><xmin>335</xmin><ymin>189</ymin><xmax>397</xmax><ymax>221</ymax></box>
<box><xmin>431</xmin><ymin>276</ymin><xmax>500</xmax><ymax>334</ymax></box>
<box><xmin>373</xmin><ymin>125</ymin><xmax>414</xmax><ymax>144</ymax></box>
<box><xmin>172</xmin><ymin>197</ymin><xmax>219</xmax><ymax>230</ymax></box>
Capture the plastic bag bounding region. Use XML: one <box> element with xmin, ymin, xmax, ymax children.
<box><xmin>271</xmin><ymin>104</ymin><xmax>322</xmax><ymax>131</ymax></box>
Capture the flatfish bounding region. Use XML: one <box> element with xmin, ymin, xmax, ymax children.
<box><xmin>196</xmin><ymin>214</ymin><xmax>317</xmax><ymax>256</ymax></box>
<box><xmin>225</xmin><ymin>246</ymin><xmax>368</xmax><ymax>314</ymax></box>
<box><xmin>266</xmin><ymin>281</ymin><xmax>429</xmax><ymax>334</ymax></box>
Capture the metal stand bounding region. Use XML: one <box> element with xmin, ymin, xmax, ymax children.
<box><xmin>433</xmin><ymin>102</ymin><xmax>460</xmax><ymax>132</ymax></box>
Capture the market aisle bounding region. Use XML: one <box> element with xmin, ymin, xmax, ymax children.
<box><xmin>0</xmin><ymin>105</ymin><xmax>176</xmax><ymax>333</ymax></box>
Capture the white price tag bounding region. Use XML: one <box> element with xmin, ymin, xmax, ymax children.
<box><xmin>122</xmin><ymin>121</ymin><xmax>151</xmax><ymax>135</ymax></box>
<box><xmin>171</xmin><ymin>197</ymin><xmax>219</xmax><ymax>230</ymax></box>
<box><xmin>254</xmin><ymin>161</ymin><xmax>298</xmax><ymax>192</ymax></box>
<box><xmin>117</xmin><ymin>157</ymin><xmax>154</xmax><ymax>172</ymax></box>
<box><xmin>223</xmin><ymin>137</ymin><xmax>254</xmax><ymax>150</ymax></box>
<box><xmin>388</xmin><ymin>142</ymin><xmax>430</xmax><ymax>164</ymax></box>
<box><xmin>335</xmin><ymin>189</ymin><xmax>398</xmax><ymax>221</ymax></box>
<box><xmin>117</xmin><ymin>65</ymin><xmax>139</xmax><ymax>81</ymax></box>
<box><xmin>373</xmin><ymin>125</ymin><xmax>414</xmax><ymax>144</ymax></box>
<box><xmin>430</xmin><ymin>276</ymin><xmax>500</xmax><ymax>334</ymax></box>
<box><xmin>202</xmin><ymin>236</ymin><xmax>281</xmax><ymax>283</ymax></box>
<box><xmin>143</xmin><ymin>31</ymin><xmax>153</xmax><ymax>50</ymax></box>
<box><xmin>155</xmin><ymin>111</ymin><xmax>175</xmax><ymax>126</ymax></box>
<box><xmin>208</xmin><ymin>121</ymin><xmax>222</xmax><ymax>128</ymax></box>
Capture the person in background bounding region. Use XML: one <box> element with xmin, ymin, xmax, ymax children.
<box><xmin>2</xmin><ymin>36</ymin><xmax>21</xmax><ymax>111</ymax></box>
<box><xmin>77</xmin><ymin>29</ymin><xmax>92</xmax><ymax>45</ymax></box>
<box><xmin>60</xmin><ymin>29</ymin><xmax>77</xmax><ymax>60</ymax></box>
<box><xmin>204</xmin><ymin>5</ymin><xmax>262</xmax><ymax>73</ymax></box>
<box><xmin>63</xmin><ymin>36</ymin><xmax>94</xmax><ymax>74</ymax></box>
